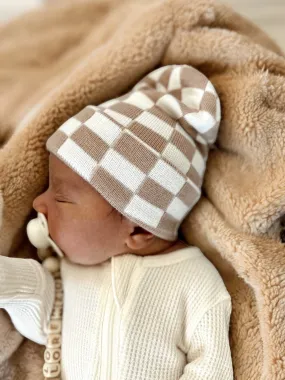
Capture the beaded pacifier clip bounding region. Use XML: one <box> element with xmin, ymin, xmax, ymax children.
<box><xmin>27</xmin><ymin>212</ymin><xmax>64</xmax><ymax>380</ymax></box>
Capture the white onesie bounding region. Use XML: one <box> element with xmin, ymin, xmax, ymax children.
<box><xmin>0</xmin><ymin>246</ymin><xmax>233</xmax><ymax>380</ymax></box>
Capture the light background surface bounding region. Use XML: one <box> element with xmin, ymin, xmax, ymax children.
<box><xmin>225</xmin><ymin>0</ymin><xmax>284</xmax><ymax>51</ymax></box>
<box><xmin>0</xmin><ymin>0</ymin><xmax>284</xmax><ymax>52</ymax></box>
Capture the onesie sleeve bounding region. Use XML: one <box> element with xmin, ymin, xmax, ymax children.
<box><xmin>0</xmin><ymin>255</ymin><xmax>55</xmax><ymax>345</ymax></box>
<box><xmin>179</xmin><ymin>297</ymin><xmax>233</xmax><ymax>380</ymax></box>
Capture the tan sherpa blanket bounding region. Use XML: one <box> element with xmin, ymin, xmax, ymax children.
<box><xmin>1</xmin><ymin>0</ymin><xmax>285</xmax><ymax>379</ymax></box>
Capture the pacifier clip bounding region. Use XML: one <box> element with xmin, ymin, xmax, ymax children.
<box><xmin>27</xmin><ymin>212</ymin><xmax>64</xmax><ymax>379</ymax></box>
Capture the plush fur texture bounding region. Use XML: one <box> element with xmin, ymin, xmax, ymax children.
<box><xmin>0</xmin><ymin>0</ymin><xmax>284</xmax><ymax>379</ymax></box>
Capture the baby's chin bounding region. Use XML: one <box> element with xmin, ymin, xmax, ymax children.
<box><xmin>63</xmin><ymin>250</ymin><xmax>111</xmax><ymax>266</ymax></box>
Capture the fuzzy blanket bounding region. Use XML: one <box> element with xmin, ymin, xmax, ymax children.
<box><xmin>0</xmin><ymin>0</ymin><xmax>285</xmax><ymax>379</ymax></box>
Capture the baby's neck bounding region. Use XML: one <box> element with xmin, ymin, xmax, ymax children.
<box><xmin>134</xmin><ymin>239</ymin><xmax>189</xmax><ymax>257</ymax></box>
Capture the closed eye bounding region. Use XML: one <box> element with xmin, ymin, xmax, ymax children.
<box><xmin>55</xmin><ymin>197</ymin><xmax>71</xmax><ymax>203</ymax></box>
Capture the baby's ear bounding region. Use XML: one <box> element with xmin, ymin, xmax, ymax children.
<box><xmin>130</xmin><ymin>226</ymin><xmax>153</xmax><ymax>239</ymax></box>
<box><xmin>125</xmin><ymin>218</ymin><xmax>152</xmax><ymax>238</ymax></box>
<box><xmin>125</xmin><ymin>223</ymin><xmax>155</xmax><ymax>251</ymax></box>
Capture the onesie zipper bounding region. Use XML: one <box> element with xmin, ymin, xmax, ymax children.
<box><xmin>100</xmin><ymin>260</ymin><xmax>121</xmax><ymax>380</ymax></box>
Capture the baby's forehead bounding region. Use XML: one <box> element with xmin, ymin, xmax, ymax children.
<box><xmin>49</xmin><ymin>154</ymin><xmax>83</xmax><ymax>187</ymax></box>
<box><xmin>49</xmin><ymin>154</ymin><xmax>100</xmax><ymax>195</ymax></box>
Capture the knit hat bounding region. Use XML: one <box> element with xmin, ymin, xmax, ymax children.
<box><xmin>46</xmin><ymin>64</ymin><xmax>221</xmax><ymax>241</ymax></box>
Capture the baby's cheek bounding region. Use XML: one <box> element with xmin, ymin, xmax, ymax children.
<box><xmin>48</xmin><ymin>217</ymin><xmax>72</xmax><ymax>252</ymax></box>
<box><xmin>61</xmin><ymin>223</ymin><xmax>88</xmax><ymax>253</ymax></box>
<box><xmin>48</xmin><ymin>222</ymin><xmax>64</xmax><ymax>252</ymax></box>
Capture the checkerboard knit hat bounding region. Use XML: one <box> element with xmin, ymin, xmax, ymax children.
<box><xmin>46</xmin><ymin>64</ymin><xmax>221</xmax><ymax>241</ymax></box>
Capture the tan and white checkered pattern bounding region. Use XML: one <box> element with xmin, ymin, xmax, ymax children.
<box><xmin>46</xmin><ymin>65</ymin><xmax>221</xmax><ymax>241</ymax></box>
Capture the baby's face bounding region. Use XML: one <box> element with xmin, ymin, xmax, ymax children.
<box><xmin>33</xmin><ymin>154</ymin><xmax>129</xmax><ymax>265</ymax></box>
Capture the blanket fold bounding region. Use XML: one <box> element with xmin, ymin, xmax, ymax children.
<box><xmin>0</xmin><ymin>0</ymin><xmax>284</xmax><ymax>379</ymax></box>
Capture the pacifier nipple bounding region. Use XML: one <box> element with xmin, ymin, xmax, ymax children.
<box><xmin>26</xmin><ymin>212</ymin><xmax>64</xmax><ymax>258</ymax></box>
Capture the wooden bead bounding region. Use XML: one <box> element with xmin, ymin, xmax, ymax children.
<box><xmin>38</xmin><ymin>248</ymin><xmax>51</xmax><ymax>261</ymax></box>
<box><xmin>54</xmin><ymin>279</ymin><xmax>63</xmax><ymax>291</ymax></box>
<box><xmin>54</xmin><ymin>290</ymin><xmax>63</xmax><ymax>301</ymax></box>
<box><xmin>51</xmin><ymin>306</ymin><xmax>63</xmax><ymax>320</ymax></box>
<box><xmin>44</xmin><ymin>347</ymin><xmax>61</xmax><ymax>363</ymax></box>
<box><xmin>46</xmin><ymin>320</ymin><xmax>62</xmax><ymax>334</ymax></box>
<box><xmin>53</xmin><ymin>271</ymin><xmax>61</xmax><ymax>279</ymax></box>
<box><xmin>54</xmin><ymin>292</ymin><xmax>63</xmax><ymax>307</ymax></box>
<box><xmin>47</xmin><ymin>333</ymin><xmax>61</xmax><ymax>349</ymax></box>
<box><xmin>43</xmin><ymin>362</ymin><xmax>61</xmax><ymax>377</ymax></box>
<box><xmin>43</xmin><ymin>257</ymin><xmax>60</xmax><ymax>273</ymax></box>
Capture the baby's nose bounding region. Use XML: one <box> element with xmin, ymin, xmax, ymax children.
<box><xmin>32</xmin><ymin>194</ymin><xmax>47</xmax><ymax>215</ymax></box>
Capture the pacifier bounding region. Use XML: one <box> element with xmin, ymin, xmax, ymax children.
<box><xmin>26</xmin><ymin>212</ymin><xmax>64</xmax><ymax>260</ymax></box>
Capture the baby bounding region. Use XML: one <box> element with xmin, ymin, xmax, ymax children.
<box><xmin>0</xmin><ymin>65</ymin><xmax>233</xmax><ymax>379</ymax></box>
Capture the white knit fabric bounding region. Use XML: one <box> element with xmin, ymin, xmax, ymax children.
<box><xmin>0</xmin><ymin>247</ymin><xmax>233</xmax><ymax>380</ymax></box>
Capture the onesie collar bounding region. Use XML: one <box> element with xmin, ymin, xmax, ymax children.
<box><xmin>110</xmin><ymin>246</ymin><xmax>202</xmax><ymax>309</ymax></box>
<box><xmin>140</xmin><ymin>245</ymin><xmax>202</xmax><ymax>267</ymax></box>
<box><xmin>112</xmin><ymin>245</ymin><xmax>202</xmax><ymax>268</ymax></box>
